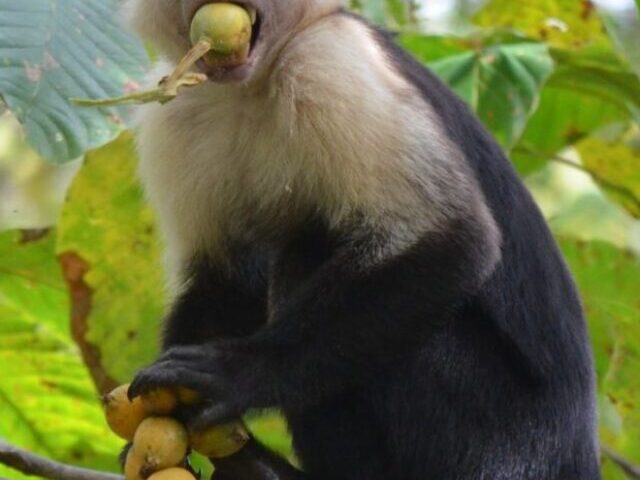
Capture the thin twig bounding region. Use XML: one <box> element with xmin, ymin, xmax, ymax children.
<box><xmin>72</xmin><ymin>39</ymin><xmax>211</xmax><ymax>108</ymax></box>
<box><xmin>0</xmin><ymin>441</ymin><xmax>122</xmax><ymax>480</ymax></box>
<box><xmin>602</xmin><ymin>445</ymin><xmax>640</xmax><ymax>479</ymax></box>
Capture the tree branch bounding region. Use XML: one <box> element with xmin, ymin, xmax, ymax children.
<box><xmin>0</xmin><ymin>441</ymin><xmax>122</xmax><ymax>480</ymax></box>
<box><xmin>602</xmin><ymin>445</ymin><xmax>640</xmax><ymax>479</ymax></box>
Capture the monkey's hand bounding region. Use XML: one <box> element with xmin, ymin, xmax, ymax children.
<box><xmin>128</xmin><ymin>343</ymin><xmax>251</xmax><ymax>429</ymax></box>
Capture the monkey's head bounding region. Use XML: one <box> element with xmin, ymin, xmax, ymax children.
<box><xmin>124</xmin><ymin>0</ymin><xmax>346</xmax><ymax>83</ymax></box>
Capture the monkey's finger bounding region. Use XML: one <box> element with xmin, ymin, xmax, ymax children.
<box><xmin>160</xmin><ymin>344</ymin><xmax>219</xmax><ymax>362</ymax></box>
<box><xmin>128</xmin><ymin>366</ymin><xmax>213</xmax><ymax>400</ymax></box>
<box><xmin>139</xmin><ymin>356</ymin><xmax>225</xmax><ymax>377</ymax></box>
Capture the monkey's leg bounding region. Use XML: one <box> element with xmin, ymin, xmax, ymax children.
<box><xmin>211</xmin><ymin>438</ymin><xmax>306</xmax><ymax>480</ymax></box>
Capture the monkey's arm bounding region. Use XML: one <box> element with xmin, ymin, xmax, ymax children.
<box><xmin>127</xmin><ymin>264</ymin><xmax>301</xmax><ymax>480</ymax></box>
<box><xmin>129</xmin><ymin>213</ymin><xmax>500</xmax><ymax>422</ymax></box>
<box><xmin>161</xmin><ymin>262</ymin><xmax>267</xmax><ymax>348</ymax></box>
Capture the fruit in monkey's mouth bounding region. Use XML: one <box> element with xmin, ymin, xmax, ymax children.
<box><xmin>190</xmin><ymin>3</ymin><xmax>254</xmax><ymax>68</ymax></box>
<box><xmin>72</xmin><ymin>3</ymin><xmax>257</xmax><ymax>107</ymax></box>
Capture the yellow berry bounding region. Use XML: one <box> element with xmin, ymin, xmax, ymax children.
<box><xmin>176</xmin><ymin>387</ymin><xmax>201</xmax><ymax>406</ymax></box>
<box><xmin>147</xmin><ymin>468</ymin><xmax>197</xmax><ymax>480</ymax></box>
<box><xmin>124</xmin><ymin>448</ymin><xmax>145</xmax><ymax>480</ymax></box>
<box><xmin>141</xmin><ymin>388</ymin><xmax>179</xmax><ymax>415</ymax></box>
<box><xmin>103</xmin><ymin>384</ymin><xmax>147</xmax><ymax>441</ymax></box>
<box><xmin>133</xmin><ymin>417</ymin><xmax>189</xmax><ymax>473</ymax></box>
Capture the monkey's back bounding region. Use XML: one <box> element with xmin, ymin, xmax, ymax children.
<box><xmin>283</xmin><ymin>16</ymin><xmax>601</xmax><ymax>480</ymax></box>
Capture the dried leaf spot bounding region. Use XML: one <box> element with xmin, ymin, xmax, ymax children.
<box><xmin>43</xmin><ymin>51</ymin><xmax>59</xmax><ymax>70</ymax></box>
<box><xmin>24</xmin><ymin>62</ymin><xmax>42</xmax><ymax>82</ymax></box>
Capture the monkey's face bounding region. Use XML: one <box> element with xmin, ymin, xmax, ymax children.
<box><xmin>125</xmin><ymin>0</ymin><xmax>345</xmax><ymax>84</ymax></box>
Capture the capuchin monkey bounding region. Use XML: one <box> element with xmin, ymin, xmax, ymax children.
<box><xmin>122</xmin><ymin>1</ymin><xmax>601</xmax><ymax>479</ymax></box>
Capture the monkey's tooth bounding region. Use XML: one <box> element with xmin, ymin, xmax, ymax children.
<box><xmin>247</xmin><ymin>7</ymin><xmax>257</xmax><ymax>25</ymax></box>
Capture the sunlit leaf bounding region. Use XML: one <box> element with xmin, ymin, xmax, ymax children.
<box><xmin>561</xmin><ymin>239</ymin><xmax>640</xmax><ymax>466</ymax></box>
<box><xmin>0</xmin><ymin>0</ymin><xmax>149</xmax><ymax>163</ymax></box>
<box><xmin>57</xmin><ymin>134</ymin><xmax>164</xmax><ymax>384</ymax></box>
<box><xmin>0</xmin><ymin>231</ymin><xmax>120</xmax><ymax>479</ymax></box>
<box><xmin>474</xmin><ymin>0</ymin><xmax>607</xmax><ymax>50</ymax></box>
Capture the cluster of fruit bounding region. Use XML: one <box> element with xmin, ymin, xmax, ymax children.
<box><xmin>103</xmin><ymin>384</ymin><xmax>250</xmax><ymax>480</ymax></box>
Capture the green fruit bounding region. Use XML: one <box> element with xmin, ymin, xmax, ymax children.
<box><xmin>190</xmin><ymin>3</ymin><xmax>252</xmax><ymax>66</ymax></box>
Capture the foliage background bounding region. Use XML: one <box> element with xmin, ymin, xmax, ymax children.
<box><xmin>0</xmin><ymin>0</ymin><xmax>639</xmax><ymax>478</ymax></box>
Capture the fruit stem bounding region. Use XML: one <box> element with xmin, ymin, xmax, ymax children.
<box><xmin>160</xmin><ymin>38</ymin><xmax>212</xmax><ymax>93</ymax></box>
<box><xmin>71</xmin><ymin>38</ymin><xmax>213</xmax><ymax>108</ymax></box>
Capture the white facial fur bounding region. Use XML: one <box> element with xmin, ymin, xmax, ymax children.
<box><xmin>124</xmin><ymin>3</ymin><xmax>500</xmax><ymax>291</ymax></box>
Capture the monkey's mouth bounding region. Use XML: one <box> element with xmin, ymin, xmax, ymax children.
<box><xmin>193</xmin><ymin>1</ymin><xmax>264</xmax><ymax>83</ymax></box>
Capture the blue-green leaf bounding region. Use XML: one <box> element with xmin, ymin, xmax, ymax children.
<box><xmin>0</xmin><ymin>0</ymin><xmax>149</xmax><ymax>163</ymax></box>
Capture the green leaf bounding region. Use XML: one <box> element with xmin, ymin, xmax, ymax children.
<box><xmin>0</xmin><ymin>0</ymin><xmax>149</xmax><ymax>163</ymax></box>
<box><xmin>513</xmin><ymin>88</ymin><xmax>626</xmax><ymax>176</ymax></box>
<box><xmin>401</xmin><ymin>34</ymin><xmax>554</xmax><ymax>150</ymax></box>
<box><xmin>549</xmin><ymin>48</ymin><xmax>640</xmax><ymax>117</ymax></box>
<box><xmin>57</xmin><ymin>134</ymin><xmax>164</xmax><ymax>384</ymax></box>
<box><xmin>350</xmin><ymin>0</ymin><xmax>411</xmax><ymax>27</ymax></box>
<box><xmin>560</xmin><ymin>240</ymin><xmax>640</xmax><ymax>465</ymax></box>
<box><xmin>514</xmin><ymin>46</ymin><xmax>640</xmax><ymax>175</ymax></box>
<box><xmin>0</xmin><ymin>231</ymin><xmax>120</xmax><ymax>479</ymax></box>
<box><xmin>474</xmin><ymin>0</ymin><xmax>607</xmax><ymax>50</ymax></box>
<box><xmin>351</xmin><ymin>0</ymin><xmax>387</xmax><ymax>25</ymax></box>
<box><xmin>247</xmin><ymin>413</ymin><xmax>293</xmax><ymax>460</ymax></box>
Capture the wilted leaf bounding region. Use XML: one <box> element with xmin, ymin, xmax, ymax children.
<box><xmin>474</xmin><ymin>0</ymin><xmax>607</xmax><ymax>49</ymax></box>
<box><xmin>561</xmin><ymin>240</ymin><xmax>640</xmax><ymax>465</ymax></box>
<box><xmin>0</xmin><ymin>0</ymin><xmax>149</xmax><ymax>163</ymax></box>
<box><xmin>402</xmin><ymin>34</ymin><xmax>553</xmax><ymax>150</ymax></box>
<box><xmin>57</xmin><ymin>134</ymin><xmax>163</xmax><ymax>384</ymax></box>
<box><xmin>576</xmin><ymin>135</ymin><xmax>640</xmax><ymax>218</ymax></box>
<box><xmin>0</xmin><ymin>231</ymin><xmax>120</xmax><ymax>479</ymax></box>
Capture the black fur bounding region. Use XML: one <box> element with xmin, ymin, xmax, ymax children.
<box><xmin>129</xmin><ymin>11</ymin><xmax>600</xmax><ymax>480</ymax></box>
